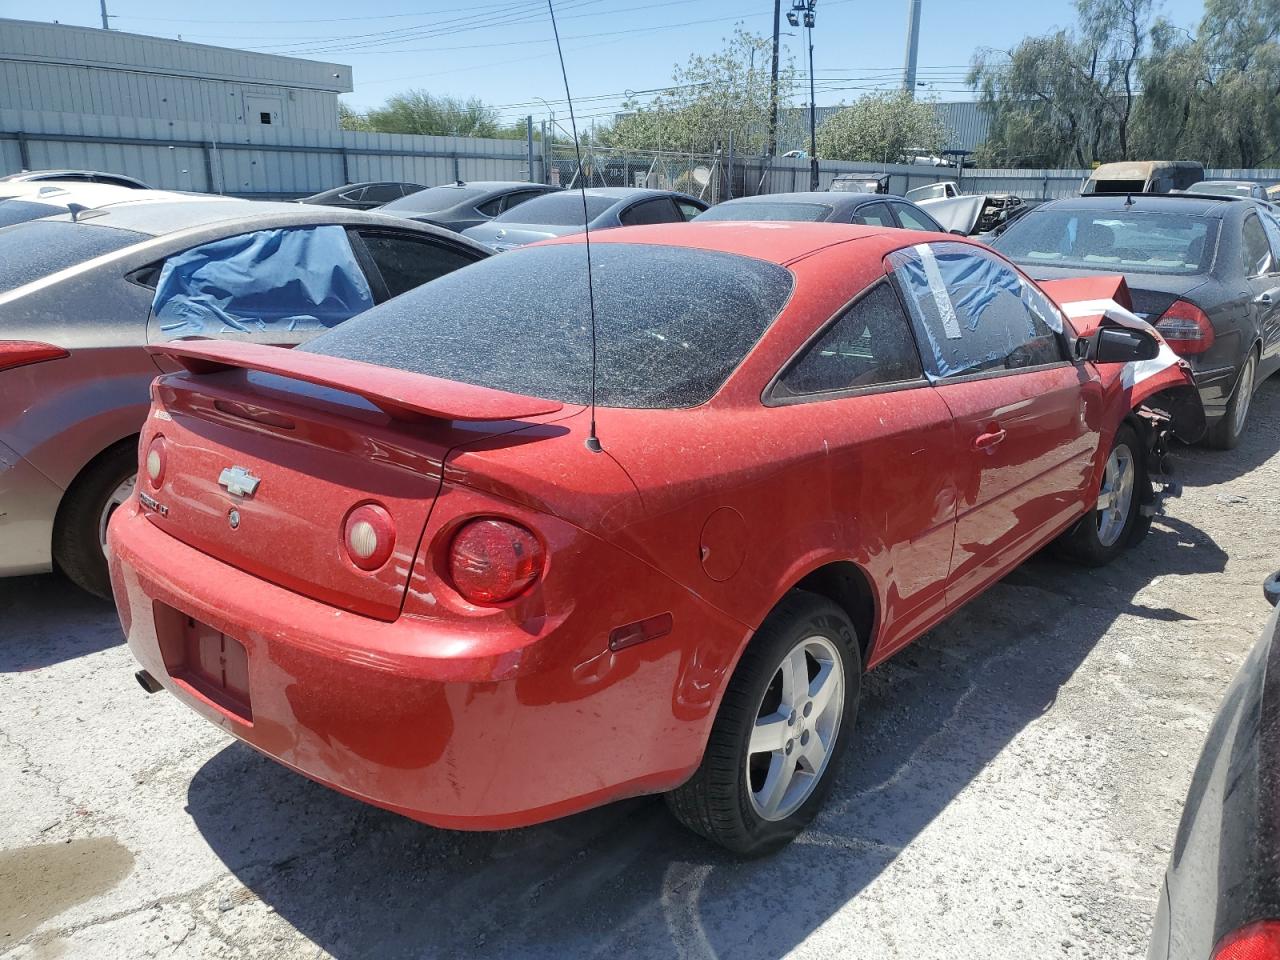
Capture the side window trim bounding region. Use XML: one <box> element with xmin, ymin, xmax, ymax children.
<box><xmin>345</xmin><ymin>228</ymin><xmax>392</xmax><ymax>303</ymax></box>
<box><xmin>762</xmin><ymin>278</ymin><xmax>930</xmax><ymax>407</ymax></box>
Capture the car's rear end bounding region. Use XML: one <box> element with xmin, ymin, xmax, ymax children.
<box><xmin>108</xmin><ymin>236</ymin><xmax>795</xmax><ymax>829</ymax></box>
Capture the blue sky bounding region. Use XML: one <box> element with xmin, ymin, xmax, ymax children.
<box><xmin>9</xmin><ymin>0</ymin><xmax>1206</xmax><ymax>124</ymax></box>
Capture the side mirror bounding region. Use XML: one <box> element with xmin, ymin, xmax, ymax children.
<box><xmin>1075</xmin><ymin>324</ymin><xmax>1160</xmax><ymax>364</ymax></box>
<box><xmin>1266</xmin><ymin>572</ymin><xmax>1280</xmax><ymax>608</ymax></box>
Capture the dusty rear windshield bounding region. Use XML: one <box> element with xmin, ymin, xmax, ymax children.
<box><xmin>0</xmin><ymin>221</ymin><xmax>148</xmax><ymax>294</ymax></box>
<box><xmin>696</xmin><ymin>202</ymin><xmax>832</xmax><ymax>222</ymax></box>
<box><xmin>302</xmin><ymin>243</ymin><xmax>794</xmax><ymax>408</ymax></box>
<box><xmin>381</xmin><ymin>186</ymin><xmax>487</xmax><ymax>214</ymax></box>
<box><xmin>994</xmin><ymin>208</ymin><xmax>1218</xmax><ymax>275</ymax></box>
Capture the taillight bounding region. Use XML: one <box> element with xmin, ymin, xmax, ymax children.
<box><xmin>0</xmin><ymin>341</ymin><xmax>68</xmax><ymax>372</ymax></box>
<box><xmin>1155</xmin><ymin>300</ymin><xmax>1215</xmax><ymax>355</ymax></box>
<box><xmin>145</xmin><ymin>436</ymin><xmax>166</xmax><ymax>489</ymax></box>
<box><xmin>448</xmin><ymin>518</ymin><xmax>545</xmax><ymax>604</ymax></box>
<box><xmin>1214</xmin><ymin>921</ymin><xmax>1280</xmax><ymax>959</ymax></box>
<box><xmin>342</xmin><ymin>504</ymin><xmax>396</xmax><ymax>571</ymax></box>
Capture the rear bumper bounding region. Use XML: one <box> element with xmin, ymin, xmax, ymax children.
<box><xmin>0</xmin><ymin>439</ymin><xmax>61</xmax><ymax>576</ymax></box>
<box><xmin>108</xmin><ymin>501</ymin><xmax>745</xmax><ymax>829</ymax></box>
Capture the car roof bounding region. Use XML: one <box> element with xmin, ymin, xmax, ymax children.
<box><xmin>577</xmin><ymin>187</ymin><xmax>693</xmax><ymax>201</ymax></box>
<box><xmin>718</xmin><ymin>191</ymin><xmax>910</xmax><ymax>207</ymax></box>
<box><xmin>416</xmin><ymin>181</ymin><xmax>543</xmax><ymax>192</ymax></box>
<box><xmin>0</xmin><ymin>182</ymin><xmax>203</xmax><ymax>208</ymax></box>
<box><xmin>1035</xmin><ymin>194</ymin><xmax>1240</xmax><ymax>218</ymax></box>
<box><xmin>1</xmin><ymin>168</ymin><xmax>139</xmax><ymax>182</ymax></box>
<box><xmin>34</xmin><ymin>198</ymin><xmax>460</xmax><ymax>237</ymax></box>
<box><xmin>541</xmin><ymin>221</ymin><xmax>903</xmax><ymax>266</ymax></box>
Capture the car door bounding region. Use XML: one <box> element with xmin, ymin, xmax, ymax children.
<box><xmin>347</xmin><ymin>228</ymin><xmax>487</xmax><ymax>301</ymax></box>
<box><xmin>887</xmin><ymin>241</ymin><xmax>1098</xmax><ymax>609</ymax></box>
<box><xmin>1250</xmin><ymin>210</ymin><xmax>1280</xmax><ymax>370</ymax></box>
<box><xmin>851</xmin><ymin>201</ymin><xmax>895</xmax><ymax>227</ymax></box>
<box><xmin>145</xmin><ymin>224</ymin><xmax>376</xmax><ymax>349</ymax></box>
<box><xmin>767</xmin><ymin>279</ymin><xmax>958</xmax><ymax>659</ymax></box>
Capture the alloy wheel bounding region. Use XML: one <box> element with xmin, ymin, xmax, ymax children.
<box><xmin>1095</xmin><ymin>444</ymin><xmax>1135</xmax><ymax>548</ymax></box>
<box><xmin>98</xmin><ymin>474</ymin><xmax>137</xmax><ymax>557</ymax></box>
<box><xmin>1232</xmin><ymin>354</ymin><xmax>1256</xmax><ymax>439</ymax></box>
<box><xmin>746</xmin><ymin>635</ymin><xmax>845</xmax><ymax>822</ymax></box>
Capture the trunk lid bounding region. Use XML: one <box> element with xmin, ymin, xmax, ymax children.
<box><xmin>142</xmin><ymin>341</ymin><xmax>564</xmax><ymax>621</ymax></box>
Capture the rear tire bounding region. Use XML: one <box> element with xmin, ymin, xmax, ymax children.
<box><xmin>665</xmin><ymin>591</ymin><xmax>861</xmax><ymax>856</ymax></box>
<box><xmin>52</xmin><ymin>440</ymin><xmax>138</xmax><ymax>599</ymax></box>
<box><xmin>1204</xmin><ymin>351</ymin><xmax>1257</xmax><ymax>450</ymax></box>
<box><xmin>1058</xmin><ymin>424</ymin><xmax>1142</xmax><ymax>567</ymax></box>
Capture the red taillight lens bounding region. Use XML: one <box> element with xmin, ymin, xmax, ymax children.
<box><xmin>1155</xmin><ymin>300</ymin><xmax>1215</xmax><ymax>355</ymax></box>
<box><xmin>0</xmin><ymin>341</ymin><xmax>68</xmax><ymax>372</ymax></box>
<box><xmin>144</xmin><ymin>436</ymin><xmax>166</xmax><ymax>489</ymax></box>
<box><xmin>342</xmin><ymin>504</ymin><xmax>396</xmax><ymax>571</ymax></box>
<box><xmin>449</xmin><ymin>518</ymin><xmax>545</xmax><ymax>604</ymax></box>
<box><xmin>1214</xmin><ymin>921</ymin><xmax>1280</xmax><ymax>959</ymax></box>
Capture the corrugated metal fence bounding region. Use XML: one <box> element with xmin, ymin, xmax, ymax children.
<box><xmin>2</xmin><ymin>110</ymin><xmax>1278</xmax><ymax>200</ymax></box>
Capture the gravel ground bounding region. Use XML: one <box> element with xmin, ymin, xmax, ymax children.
<box><xmin>2</xmin><ymin>377</ymin><xmax>1278</xmax><ymax>960</ymax></box>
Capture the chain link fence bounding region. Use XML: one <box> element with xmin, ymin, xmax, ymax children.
<box><xmin>545</xmin><ymin>143</ymin><xmax>725</xmax><ymax>203</ymax></box>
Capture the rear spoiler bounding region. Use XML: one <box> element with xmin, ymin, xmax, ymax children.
<box><xmin>149</xmin><ymin>339</ymin><xmax>564</xmax><ymax>423</ymax></box>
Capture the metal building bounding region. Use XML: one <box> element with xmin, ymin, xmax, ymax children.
<box><xmin>0</xmin><ymin>18</ymin><xmax>352</xmax><ymax>131</ymax></box>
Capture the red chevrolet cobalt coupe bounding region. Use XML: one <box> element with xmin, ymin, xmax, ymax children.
<box><xmin>109</xmin><ymin>223</ymin><xmax>1202</xmax><ymax>854</ymax></box>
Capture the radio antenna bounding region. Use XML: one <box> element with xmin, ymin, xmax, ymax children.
<box><xmin>546</xmin><ymin>0</ymin><xmax>602</xmax><ymax>453</ymax></box>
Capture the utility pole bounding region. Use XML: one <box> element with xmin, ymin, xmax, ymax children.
<box><xmin>902</xmin><ymin>0</ymin><xmax>922</xmax><ymax>97</ymax></box>
<box><xmin>767</xmin><ymin>0</ymin><xmax>781</xmax><ymax>157</ymax></box>
<box><xmin>789</xmin><ymin>1</ymin><xmax>819</xmax><ymax>189</ymax></box>
<box><xmin>99</xmin><ymin>0</ymin><xmax>110</xmax><ymax>29</ymax></box>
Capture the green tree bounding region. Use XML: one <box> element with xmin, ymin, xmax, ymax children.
<box><xmin>363</xmin><ymin>90</ymin><xmax>503</xmax><ymax>138</ymax></box>
<box><xmin>816</xmin><ymin>91</ymin><xmax>948</xmax><ymax>163</ymax></box>
<box><xmin>601</xmin><ymin>27</ymin><xmax>798</xmax><ymax>154</ymax></box>
<box><xmin>337</xmin><ymin>101</ymin><xmax>372</xmax><ymax>132</ymax></box>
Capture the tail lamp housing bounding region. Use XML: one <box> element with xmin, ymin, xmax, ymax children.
<box><xmin>448</xmin><ymin>518</ymin><xmax>545</xmax><ymax>605</ymax></box>
<box><xmin>145</xmin><ymin>436</ymin><xmax>166</xmax><ymax>489</ymax></box>
<box><xmin>1214</xmin><ymin>920</ymin><xmax>1280</xmax><ymax>959</ymax></box>
<box><xmin>0</xmin><ymin>341</ymin><xmax>68</xmax><ymax>373</ymax></box>
<box><xmin>343</xmin><ymin>504</ymin><xmax>396</xmax><ymax>571</ymax></box>
<box><xmin>1155</xmin><ymin>300</ymin><xmax>1215</xmax><ymax>355</ymax></box>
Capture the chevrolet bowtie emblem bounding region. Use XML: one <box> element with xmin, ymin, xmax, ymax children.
<box><xmin>218</xmin><ymin>466</ymin><xmax>260</xmax><ymax>498</ymax></box>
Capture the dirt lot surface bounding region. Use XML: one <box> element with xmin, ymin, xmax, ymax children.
<box><xmin>2</xmin><ymin>378</ymin><xmax>1278</xmax><ymax>960</ymax></box>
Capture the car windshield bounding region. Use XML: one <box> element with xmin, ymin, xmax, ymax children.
<box><xmin>491</xmin><ymin>192</ymin><xmax>615</xmax><ymax>225</ymax></box>
<box><xmin>695</xmin><ymin>201</ymin><xmax>832</xmax><ymax>222</ymax></box>
<box><xmin>905</xmin><ymin>183</ymin><xmax>950</xmax><ymax>202</ymax></box>
<box><xmin>302</xmin><ymin>243</ymin><xmax>794</xmax><ymax>408</ymax></box>
<box><xmin>0</xmin><ymin>199</ymin><xmax>67</xmax><ymax>228</ymax></box>
<box><xmin>994</xmin><ymin>208</ymin><xmax>1218</xmax><ymax>275</ymax></box>
<box><xmin>0</xmin><ymin>221</ymin><xmax>147</xmax><ymax>294</ymax></box>
<box><xmin>830</xmin><ymin>180</ymin><xmax>879</xmax><ymax>194</ymax></box>
<box><xmin>381</xmin><ymin>185</ymin><xmax>487</xmax><ymax>214</ymax></box>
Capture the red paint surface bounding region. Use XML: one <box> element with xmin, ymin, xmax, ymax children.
<box><xmin>110</xmin><ymin>223</ymin><xmax>1200</xmax><ymax>829</ymax></box>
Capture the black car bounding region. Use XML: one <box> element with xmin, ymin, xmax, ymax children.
<box><xmin>298</xmin><ymin>181</ymin><xmax>426</xmax><ymax>211</ymax></box>
<box><xmin>694</xmin><ymin>191</ymin><xmax>946</xmax><ymax>231</ymax></box>
<box><xmin>379</xmin><ymin>181</ymin><xmax>559</xmax><ymax>233</ymax></box>
<box><xmin>1148</xmin><ymin>574</ymin><xmax>1280</xmax><ymax>960</ymax></box>
<box><xmin>0</xmin><ymin>169</ymin><xmax>150</xmax><ymax>189</ymax></box>
<box><xmin>994</xmin><ymin>195</ymin><xmax>1280</xmax><ymax>448</ymax></box>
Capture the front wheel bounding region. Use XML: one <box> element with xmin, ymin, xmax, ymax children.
<box><xmin>666</xmin><ymin>592</ymin><xmax>861</xmax><ymax>856</ymax></box>
<box><xmin>1057</xmin><ymin>424</ymin><xmax>1142</xmax><ymax>567</ymax></box>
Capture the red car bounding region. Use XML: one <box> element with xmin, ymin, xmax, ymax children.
<box><xmin>108</xmin><ymin>223</ymin><xmax>1203</xmax><ymax>855</ymax></box>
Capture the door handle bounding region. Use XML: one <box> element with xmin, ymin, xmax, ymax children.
<box><xmin>973</xmin><ymin>428</ymin><xmax>1008</xmax><ymax>451</ymax></box>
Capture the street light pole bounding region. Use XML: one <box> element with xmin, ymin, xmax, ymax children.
<box><xmin>807</xmin><ymin>18</ymin><xmax>818</xmax><ymax>189</ymax></box>
<box><xmin>767</xmin><ymin>0</ymin><xmax>781</xmax><ymax>158</ymax></box>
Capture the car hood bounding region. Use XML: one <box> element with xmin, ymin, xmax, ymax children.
<box><xmin>461</xmin><ymin>222</ymin><xmax>585</xmax><ymax>250</ymax></box>
<box><xmin>918</xmin><ymin>195</ymin><xmax>986</xmax><ymax>234</ymax></box>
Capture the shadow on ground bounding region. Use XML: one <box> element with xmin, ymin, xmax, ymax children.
<box><xmin>1176</xmin><ymin>374</ymin><xmax>1280</xmax><ymax>489</ymax></box>
<box><xmin>187</xmin><ymin>505</ymin><xmax>1228</xmax><ymax>958</ymax></box>
<box><xmin>0</xmin><ymin>573</ymin><xmax>121</xmax><ymax>672</ymax></box>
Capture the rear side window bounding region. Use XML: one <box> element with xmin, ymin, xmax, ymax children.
<box><xmin>620</xmin><ymin>198</ymin><xmax>679</xmax><ymax>226</ymax></box>
<box><xmin>889</xmin><ymin>242</ymin><xmax>1065</xmax><ymax>379</ymax></box>
<box><xmin>0</xmin><ymin>221</ymin><xmax>147</xmax><ymax>295</ymax></box>
<box><xmin>774</xmin><ymin>283</ymin><xmax>923</xmax><ymax>399</ymax></box>
<box><xmin>1242</xmin><ymin>215</ymin><xmax>1274</xmax><ymax>276</ymax></box>
<box><xmin>891</xmin><ymin>202</ymin><xmax>942</xmax><ymax>233</ymax></box>
<box><xmin>361</xmin><ymin>183</ymin><xmax>403</xmax><ymax>204</ymax></box>
<box><xmin>854</xmin><ymin>203</ymin><xmax>894</xmax><ymax>227</ymax></box>
<box><xmin>476</xmin><ymin>196</ymin><xmax>505</xmax><ymax>217</ymax></box>
<box><xmin>152</xmin><ymin>226</ymin><xmax>374</xmax><ymax>338</ymax></box>
<box><xmin>356</xmin><ymin>232</ymin><xmax>481</xmax><ymax>298</ymax></box>
<box><xmin>304</xmin><ymin>243</ymin><xmax>794</xmax><ymax>408</ymax></box>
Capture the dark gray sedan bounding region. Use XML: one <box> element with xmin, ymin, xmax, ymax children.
<box><xmin>994</xmin><ymin>194</ymin><xmax>1280</xmax><ymax>448</ymax></box>
<box><xmin>694</xmin><ymin>191</ymin><xmax>945</xmax><ymax>231</ymax></box>
<box><xmin>380</xmin><ymin>181</ymin><xmax>559</xmax><ymax>233</ymax></box>
<box><xmin>0</xmin><ymin>200</ymin><xmax>489</xmax><ymax>596</ymax></box>
<box><xmin>298</xmin><ymin>181</ymin><xmax>426</xmax><ymax>210</ymax></box>
<box><xmin>461</xmin><ymin>188</ymin><xmax>707</xmax><ymax>251</ymax></box>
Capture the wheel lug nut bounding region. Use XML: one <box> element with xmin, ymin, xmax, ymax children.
<box><xmin>785</xmin><ymin>740</ymin><xmax>794</xmax><ymax>754</ymax></box>
<box><xmin>787</xmin><ymin>710</ymin><xmax>796</xmax><ymax>726</ymax></box>
<box><xmin>803</xmin><ymin>702</ymin><xmax>813</xmax><ymax>718</ymax></box>
<box><xmin>800</xmin><ymin>730</ymin><xmax>810</xmax><ymax>746</ymax></box>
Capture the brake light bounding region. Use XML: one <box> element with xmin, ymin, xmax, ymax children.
<box><xmin>1155</xmin><ymin>300</ymin><xmax>1215</xmax><ymax>355</ymax></box>
<box><xmin>145</xmin><ymin>436</ymin><xmax>166</xmax><ymax>489</ymax></box>
<box><xmin>342</xmin><ymin>504</ymin><xmax>395</xmax><ymax>571</ymax></box>
<box><xmin>449</xmin><ymin>518</ymin><xmax>545</xmax><ymax>604</ymax></box>
<box><xmin>0</xmin><ymin>341</ymin><xmax>68</xmax><ymax>372</ymax></box>
<box><xmin>1214</xmin><ymin>921</ymin><xmax>1280</xmax><ymax>959</ymax></box>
